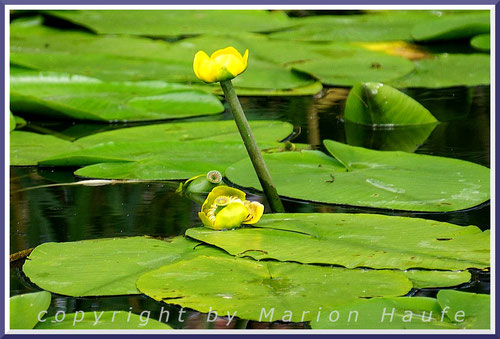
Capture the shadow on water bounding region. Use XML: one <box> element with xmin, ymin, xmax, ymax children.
<box><xmin>10</xmin><ymin>85</ymin><xmax>490</xmax><ymax>329</ymax></box>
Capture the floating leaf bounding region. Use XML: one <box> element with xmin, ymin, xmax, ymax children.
<box><xmin>137</xmin><ymin>255</ymin><xmax>412</xmax><ymax>323</ymax></box>
<box><xmin>10</xmin><ymin>71</ymin><xmax>224</xmax><ymax>122</ymax></box>
<box><xmin>207</xmin><ymin>81</ymin><xmax>323</xmax><ymax>97</ymax></box>
<box><xmin>44</xmin><ymin>10</ymin><xmax>293</xmax><ymax>36</ymax></box>
<box><xmin>10</xmin><ymin>291</ymin><xmax>51</xmax><ymax>329</ymax></box>
<box><xmin>471</xmin><ymin>34</ymin><xmax>490</xmax><ymax>52</ymax></box>
<box><xmin>292</xmin><ymin>53</ymin><xmax>414</xmax><ymax>87</ymax></box>
<box><xmin>186</xmin><ymin>213</ymin><xmax>489</xmax><ymax>270</ymax></box>
<box><xmin>23</xmin><ymin>236</ymin><xmax>219</xmax><ymax>296</ymax></box>
<box><xmin>403</xmin><ymin>270</ymin><xmax>471</xmax><ymax>289</ymax></box>
<box><xmin>269</xmin><ymin>11</ymin><xmax>442</xmax><ymax>42</ymax></box>
<box><xmin>226</xmin><ymin>140</ymin><xmax>490</xmax><ymax>212</ymax></box>
<box><xmin>10</xmin><ymin>131</ymin><xmax>81</xmax><ymax>166</ymax></box>
<box><xmin>344</xmin><ymin>121</ymin><xmax>436</xmax><ymax>153</ymax></box>
<box><xmin>389</xmin><ymin>54</ymin><xmax>490</xmax><ymax>88</ymax></box>
<box><xmin>35</xmin><ymin>311</ymin><xmax>173</xmax><ymax>329</ymax></box>
<box><xmin>11</xmin><ymin>21</ymin><xmax>314</xmax><ymax>92</ymax></box>
<box><xmin>411</xmin><ymin>12</ymin><xmax>490</xmax><ymax>41</ymax></box>
<box><xmin>436</xmin><ymin>290</ymin><xmax>490</xmax><ymax>329</ymax></box>
<box><xmin>9</xmin><ymin>111</ymin><xmax>16</xmax><ymax>132</ymax></box>
<box><xmin>344</xmin><ymin>82</ymin><xmax>438</xmax><ymax>126</ymax></box>
<box><xmin>311</xmin><ymin>297</ymin><xmax>458</xmax><ymax>329</ymax></box>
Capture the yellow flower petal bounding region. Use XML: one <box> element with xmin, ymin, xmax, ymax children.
<box><xmin>213</xmin><ymin>201</ymin><xmax>248</xmax><ymax>230</ymax></box>
<box><xmin>193</xmin><ymin>46</ymin><xmax>249</xmax><ymax>83</ymax></box>
<box><xmin>243</xmin><ymin>200</ymin><xmax>264</xmax><ymax>224</ymax></box>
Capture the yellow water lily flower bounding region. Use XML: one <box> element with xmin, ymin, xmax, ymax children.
<box><xmin>193</xmin><ymin>47</ymin><xmax>249</xmax><ymax>83</ymax></box>
<box><xmin>198</xmin><ymin>186</ymin><xmax>264</xmax><ymax>230</ymax></box>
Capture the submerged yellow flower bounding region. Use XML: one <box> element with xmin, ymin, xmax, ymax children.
<box><xmin>198</xmin><ymin>186</ymin><xmax>264</xmax><ymax>230</ymax></box>
<box><xmin>193</xmin><ymin>47</ymin><xmax>249</xmax><ymax>83</ymax></box>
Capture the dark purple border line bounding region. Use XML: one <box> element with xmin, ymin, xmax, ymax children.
<box><xmin>1</xmin><ymin>1</ymin><xmax>498</xmax><ymax>338</ymax></box>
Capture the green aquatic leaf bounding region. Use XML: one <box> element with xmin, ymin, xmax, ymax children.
<box><xmin>10</xmin><ymin>291</ymin><xmax>51</xmax><ymax>329</ymax></box>
<box><xmin>11</xmin><ymin>24</ymin><xmax>314</xmax><ymax>92</ymax></box>
<box><xmin>136</xmin><ymin>255</ymin><xmax>413</xmax><ymax>323</ymax></box>
<box><xmin>226</xmin><ymin>140</ymin><xmax>490</xmax><ymax>212</ymax></box>
<box><xmin>403</xmin><ymin>270</ymin><xmax>471</xmax><ymax>289</ymax></box>
<box><xmin>10</xmin><ymin>71</ymin><xmax>224</xmax><ymax>122</ymax></box>
<box><xmin>344</xmin><ymin>122</ymin><xmax>436</xmax><ymax>153</ymax></box>
<box><xmin>437</xmin><ymin>290</ymin><xmax>490</xmax><ymax>329</ymax></box>
<box><xmin>411</xmin><ymin>11</ymin><xmax>490</xmax><ymax>41</ymax></box>
<box><xmin>44</xmin><ymin>10</ymin><xmax>293</xmax><ymax>36</ymax></box>
<box><xmin>186</xmin><ymin>213</ymin><xmax>489</xmax><ymax>270</ymax></box>
<box><xmin>10</xmin><ymin>131</ymin><xmax>81</xmax><ymax>166</ymax></box>
<box><xmin>344</xmin><ymin>82</ymin><xmax>438</xmax><ymax>126</ymax></box>
<box><xmin>269</xmin><ymin>11</ymin><xmax>442</xmax><ymax>42</ymax></box>
<box><xmin>293</xmin><ymin>53</ymin><xmax>415</xmax><ymax>87</ymax></box>
<box><xmin>389</xmin><ymin>54</ymin><xmax>490</xmax><ymax>88</ymax></box>
<box><xmin>471</xmin><ymin>34</ymin><xmax>490</xmax><ymax>52</ymax></box>
<box><xmin>311</xmin><ymin>297</ymin><xmax>459</xmax><ymax>329</ymax></box>
<box><xmin>35</xmin><ymin>311</ymin><xmax>173</xmax><ymax>329</ymax></box>
<box><xmin>23</xmin><ymin>236</ymin><xmax>219</xmax><ymax>296</ymax></box>
<box><xmin>9</xmin><ymin>111</ymin><xmax>16</xmax><ymax>132</ymax></box>
<box><xmin>208</xmin><ymin>81</ymin><xmax>323</xmax><ymax>97</ymax></box>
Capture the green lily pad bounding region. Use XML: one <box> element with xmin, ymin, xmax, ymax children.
<box><xmin>10</xmin><ymin>131</ymin><xmax>81</xmax><ymax>166</ymax></box>
<box><xmin>389</xmin><ymin>54</ymin><xmax>490</xmax><ymax>88</ymax></box>
<box><xmin>35</xmin><ymin>311</ymin><xmax>172</xmax><ymax>329</ymax></box>
<box><xmin>11</xmin><ymin>21</ymin><xmax>314</xmax><ymax>92</ymax></box>
<box><xmin>208</xmin><ymin>81</ymin><xmax>323</xmax><ymax>97</ymax></box>
<box><xmin>436</xmin><ymin>290</ymin><xmax>490</xmax><ymax>329</ymax></box>
<box><xmin>35</xmin><ymin>120</ymin><xmax>294</xmax><ymax>179</ymax></box>
<box><xmin>23</xmin><ymin>236</ymin><xmax>220</xmax><ymax>297</ymax></box>
<box><xmin>269</xmin><ymin>11</ymin><xmax>442</xmax><ymax>42</ymax></box>
<box><xmin>136</xmin><ymin>255</ymin><xmax>413</xmax><ymax>323</ymax></box>
<box><xmin>10</xmin><ymin>71</ymin><xmax>224</xmax><ymax>122</ymax></box>
<box><xmin>411</xmin><ymin>11</ymin><xmax>490</xmax><ymax>41</ymax></box>
<box><xmin>44</xmin><ymin>10</ymin><xmax>293</xmax><ymax>36</ymax></box>
<box><xmin>311</xmin><ymin>297</ymin><xmax>459</xmax><ymax>329</ymax></box>
<box><xmin>344</xmin><ymin>82</ymin><xmax>438</xmax><ymax>126</ymax></box>
<box><xmin>9</xmin><ymin>111</ymin><xmax>16</xmax><ymax>132</ymax></box>
<box><xmin>226</xmin><ymin>140</ymin><xmax>490</xmax><ymax>212</ymax></box>
<box><xmin>186</xmin><ymin>213</ymin><xmax>489</xmax><ymax>270</ymax></box>
<box><xmin>471</xmin><ymin>34</ymin><xmax>490</xmax><ymax>52</ymax></box>
<box><xmin>10</xmin><ymin>291</ymin><xmax>51</xmax><ymax>329</ymax></box>
<box><xmin>344</xmin><ymin>122</ymin><xmax>436</xmax><ymax>153</ymax></box>
<box><xmin>403</xmin><ymin>270</ymin><xmax>471</xmax><ymax>289</ymax></box>
<box><xmin>292</xmin><ymin>52</ymin><xmax>414</xmax><ymax>87</ymax></box>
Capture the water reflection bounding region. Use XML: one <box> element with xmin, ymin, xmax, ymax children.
<box><xmin>10</xmin><ymin>85</ymin><xmax>490</xmax><ymax>329</ymax></box>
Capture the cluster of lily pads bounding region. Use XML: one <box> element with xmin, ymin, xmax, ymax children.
<box><xmin>10</xmin><ymin>9</ymin><xmax>490</xmax><ymax>330</ymax></box>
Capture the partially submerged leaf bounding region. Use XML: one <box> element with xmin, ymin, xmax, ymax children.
<box><xmin>136</xmin><ymin>255</ymin><xmax>413</xmax><ymax>322</ymax></box>
<box><xmin>403</xmin><ymin>270</ymin><xmax>471</xmax><ymax>289</ymax></box>
<box><xmin>35</xmin><ymin>311</ymin><xmax>173</xmax><ymax>329</ymax></box>
<box><xmin>9</xmin><ymin>111</ymin><xmax>16</xmax><ymax>132</ymax></box>
<box><xmin>437</xmin><ymin>290</ymin><xmax>490</xmax><ymax>329</ymax></box>
<box><xmin>411</xmin><ymin>11</ymin><xmax>490</xmax><ymax>41</ymax></box>
<box><xmin>186</xmin><ymin>213</ymin><xmax>489</xmax><ymax>270</ymax></box>
<box><xmin>471</xmin><ymin>34</ymin><xmax>490</xmax><ymax>52</ymax></box>
<box><xmin>389</xmin><ymin>54</ymin><xmax>490</xmax><ymax>88</ymax></box>
<box><xmin>226</xmin><ymin>140</ymin><xmax>490</xmax><ymax>212</ymax></box>
<box><xmin>10</xmin><ymin>131</ymin><xmax>81</xmax><ymax>166</ymax></box>
<box><xmin>10</xmin><ymin>291</ymin><xmax>51</xmax><ymax>329</ymax></box>
<box><xmin>11</xmin><ymin>71</ymin><xmax>224</xmax><ymax>122</ymax></box>
<box><xmin>44</xmin><ymin>10</ymin><xmax>293</xmax><ymax>36</ymax></box>
<box><xmin>22</xmin><ymin>236</ymin><xmax>219</xmax><ymax>296</ymax></box>
<box><xmin>344</xmin><ymin>82</ymin><xmax>438</xmax><ymax>126</ymax></box>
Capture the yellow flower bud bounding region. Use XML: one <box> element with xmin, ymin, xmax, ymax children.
<box><xmin>198</xmin><ymin>186</ymin><xmax>264</xmax><ymax>230</ymax></box>
<box><xmin>193</xmin><ymin>47</ymin><xmax>249</xmax><ymax>83</ymax></box>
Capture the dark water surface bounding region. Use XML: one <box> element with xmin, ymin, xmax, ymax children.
<box><xmin>10</xmin><ymin>85</ymin><xmax>490</xmax><ymax>329</ymax></box>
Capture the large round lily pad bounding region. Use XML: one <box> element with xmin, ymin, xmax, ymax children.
<box><xmin>186</xmin><ymin>213</ymin><xmax>489</xmax><ymax>270</ymax></box>
<box><xmin>11</xmin><ymin>71</ymin><xmax>224</xmax><ymax>122</ymax></box>
<box><xmin>136</xmin><ymin>255</ymin><xmax>413</xmax><ymax>323</ymax></box>
<box><xmin>23</xmin><ymin>236</ymin><xmax>219</xmax><ymax>296</ymax></box>
<box><xmin>226</xmin><ymin>140</ymin><xmax>490</xmax><ymax>212</ymax></box>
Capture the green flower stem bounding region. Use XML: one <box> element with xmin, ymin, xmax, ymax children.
<box><xmin>220</xmin><ymin>80</ymin><xmax>285</xmax><ymax>213</ymax></box>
